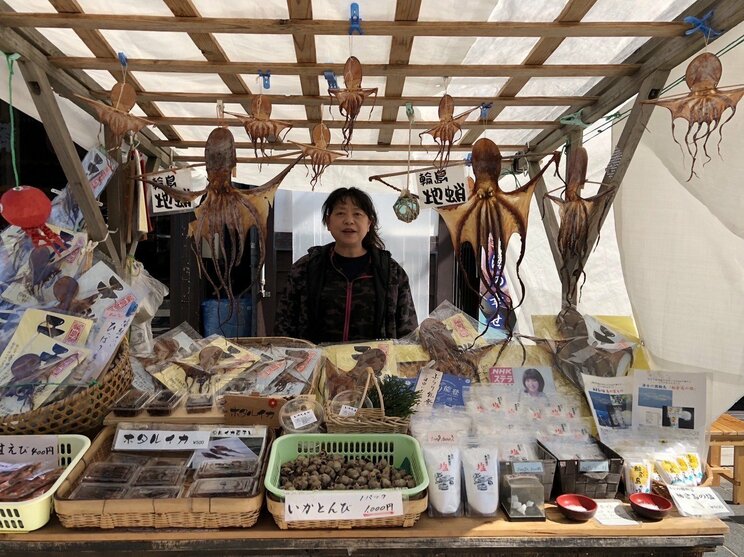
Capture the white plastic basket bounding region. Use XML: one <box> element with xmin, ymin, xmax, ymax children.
<box><xmin>0</xmin><ymin>434</ymin><xmax>91</xmax><ymax>532</ymax></box>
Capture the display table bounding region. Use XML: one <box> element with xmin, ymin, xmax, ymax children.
<box><xmin>0</xmin><ymin>506</ymin><xmax>727</xmax><ymax>556</ymax></box>
<box><xmin>709</xmin><ymin>413</ymin><xmax>744</xmax><ymax>504</ymax></box>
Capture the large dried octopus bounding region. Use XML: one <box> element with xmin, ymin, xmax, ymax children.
<box><xmin>75</xmin><ymin>82</ymin><xmax>152</xmax><ymax>145</ymax></box>
<box><xmin>419</xmin><ymin>94</ymin><xmax>479</xmax><ymax>169</ymax></box>
<box><xmin>149</xmin><ymin>126</ymin><xmax>301</xmax><ymax>310</ymax></box>
<box><xmin>227</xmin><ymin>95</ymin><xmax>293</xmax><ymax>158</ymax></box>
<box><xmin>417</xmin><ymin>318</ymin><xmax>488</xmax><ymax>380</ymax></box>
<box><xmin>328</xmin><ymin>56</ymin><xmax>377</xmax><ymax>151</ymax></box>
<box><xmin>436</xmin><ymin>138</ymin><xmax>559</xmax><ymax>332</ymax></box>
<box><xmin>642</xmin><ymin>52</ymin><xmax>744</xmax><ymax>180</ymax></box>
<box><xmin>290</xmin><ymin>123</ymin><xmax>346</xmax><ymax>190</ymax></box>
<box><xmin>545</xmin><ymin>147</ymin><xmax>615</xmax><ymax>306</ymax></box>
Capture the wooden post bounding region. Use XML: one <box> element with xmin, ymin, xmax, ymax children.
<box><xmin>577</xmin><ymin>70</ymin><xmax>670</xmax><ymax>273</ymax></box>
<box><xmin>169</xmin><ymin>212</ymin><xmax>202</xmax><ymax>331</ymax></box>
<box><xmin>17</xmin><ymin>58</ymin><xmax>122</xmax><ymax>272</ymax></box>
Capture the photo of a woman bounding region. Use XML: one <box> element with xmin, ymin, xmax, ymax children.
<box><xmin>521</xmin><ymin>368</ymin><xmax>546</xmax><ymax>398</ymax></box>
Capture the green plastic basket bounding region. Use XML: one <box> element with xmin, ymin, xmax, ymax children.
<box><xmin>265</xmin><ymin>433</ymin><xmax>428</xmax><ymax>501</ymax></box>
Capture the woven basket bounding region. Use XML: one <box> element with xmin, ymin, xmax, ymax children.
<box><xmin>325</xmin><ymin>369</ymin><xmax>410</xmax><ymax>434</ymax></box>
<box><xmin>0</xmin><ymin>338</ymin><xmax>132</xmax><ymax>435</ymax></box>
<box><xmin>55</xmin><ymin>425</ymin><xmax>269</xmax><ymax>529</ymax></box>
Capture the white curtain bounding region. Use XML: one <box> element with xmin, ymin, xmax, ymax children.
<box><xmin>276</xmin><ymin>190</ymin><xmax>434</xmax><ymax>324</ymax></box>
<box><xmin>614</xmin><ymin>21</ymin><xmax>744</xmax><ymax>419</ymax></box>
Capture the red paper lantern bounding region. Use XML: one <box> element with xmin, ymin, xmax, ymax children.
<box><xmin>0</xmin><ymin>186</ymin><xmax>66</xmax><ymax>253</ymax></box>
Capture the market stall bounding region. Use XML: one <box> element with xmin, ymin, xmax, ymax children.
<box><xmin>0</xmin><ymin>1</ymin><xmax>742</xmax><ymax>555</ymax></box>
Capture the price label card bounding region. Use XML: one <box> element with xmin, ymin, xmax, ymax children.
<box><xmin>426</xmin><ymin>431</ymin><xmax>458</xmax><ymax>444</ymax></box>
<box><xmin>339</xmin><ymin>405</ymin><xmax>358</xmax><ymax>417</ymax></box>
<box><xmin>579</xmin><ymin>460</ymin><xmax>610</xmax><ymax>473</ymax></box>
<box><xmin>513</xmin><ymin>461</ymin><xmax>544</xmax><ymax>475</ymax></box>
<box><xmin>668</xmin><ymin>486</ymin><xmax>733</xmax><ymax>517</ymax></box>
<box><xmin>285</xmin><ymin>490</ymin><xmax>403</xmax><ymax>522</ymax></box>
<box><xmin>0</xmin><ymin>435</ymin><xmax>58</xmax><ymax>468</ymax></box>
<box><xmin>113</xmin><ymin>428</ymin><xmax>210</xmax><ymax>451</ymax></box>
<box><xmin>594</xmin><ymin>499</ymin><xmax>640</xmax><ymax>526</ymax></box>
<box><xmin>290</xmin><ymin>410</ymin><xmax>318</xmax><ymax>429</ymax></box>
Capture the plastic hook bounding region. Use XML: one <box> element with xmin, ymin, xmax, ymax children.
<box><xmin>258</xmin><ymin>70</ymin><xmax>271</xmax><ymax>90</ymax></box>
<box><xmin>349</xmin><ymin>3</ymin><xmax>363</xmax><ymax>35</ymax></box>
<box><xmin>324</xmin><ymin>70</ymin><xmax>338</xmax><ymax>90</ymax></box>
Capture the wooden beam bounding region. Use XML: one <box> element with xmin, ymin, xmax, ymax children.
<box><xmin>530</xmin><ymin>159</ymin><xmax>563</xmax><ymax>282</ymax></box>
<box><xmin>50</xmin><ymin>57</ymin><xmax>641</xmax><ymax>78</ymax></box>
<box><xmin>577</xmin><ymin>70</ymin><xmax>671</xmax><ymax>272</ymax></box>
<box><xmin>147</xmin><ymin>117</ymin><xmax>560</xmax><ymax>129</ymax></box>
<box><xmin>460</xmin><ymin>0</ymin><xmax>597</xmax><ymax>145</ymax></box>
<box><xmin>174</xmin><ymin>156</ymin><xmax>468</xmax><ymax>167</ymax></box>
<box><xmin>49</xmin><ymin>0</ymin><xmax>181</xmax><ymax>142</ymax></box>
<box><xmin>0</xmin><ymin>13</ymin><xmax>691</xmax><ymax>37</ymax></box>
<box><xmin>96</xmin><ymin>91</ymin><xmax>597</xmax><ymax>107</ymax></box>
<box><xmin>529</xmin><ymin>0</ymin><xmax>744</xmax><ymax>155</ymax></box>
<box><xmin>0</xmin><ymin>10</ymin><xmax>173</xmax><ymax>164</ymax></box>
<box><xmin>287</xmin><ymin>0</ymin><xmax>321</xmax><ymax>124</ymax></box>
<box><xmin>17</xmin><ymin>59</ymin><xmax>122</xmax><ymax>271</ymax></box>
<box><xmin>155</xmin><ymin>140</ymin><xmax>525</xmax><ymax>152</ymax></box>
<box><xmin>163</xmin><ymin>0</ymin><xmax>254</xmax><ymax>112</ymax></box>
<box><xmin>377</xmin><ymin>0</ymin><xmax>422</xmax><ymax>146</ymax></box>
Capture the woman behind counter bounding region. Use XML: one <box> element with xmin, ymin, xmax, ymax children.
<box><xmin>274</xmin><ymin>187</ymin><xmax>418</xmax><ymax>344</ymax></box>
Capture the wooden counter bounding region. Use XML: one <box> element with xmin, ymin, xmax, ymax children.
<box><xmin>0</xmin><ymin>505</ymin><xmax>727</xmax><ymax>556</ymax></box>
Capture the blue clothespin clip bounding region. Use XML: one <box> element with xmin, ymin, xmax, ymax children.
<box><xmin>258</xmin><ymin>70</ymin><xmax>271</xmax><ymax>90</ymax></box>
<box><xmin>479</xmin><ymin>103</ymin><xmax>493</xmax><ymax>120</ymax></box>
<box><xmin>117</xmin><ymin>52</ymin><xmax>128</xmax><ymax>67</ymax></box>
<box><xmin>684</xmin><ymin>11</ymin><xmax>722</xmax><ymax>40</ymax></box>
<box><xmin>464</xmin><ymin>153</ymin><xmax>472</xmax><ymax>167</ymax></box>
<box><xmin>559</xmin><ymin>109</ymin><xmax>589</xmax><ymax>128</ymax></box>
<box><xmin>324</xmin><ymin>70</ymin><xmax>338</xmax><ymax>90</ymax></box>
<box><xmin>349</xmin><ymin>3</ymin><xmax>363</xmax><ymax>35</ymax></box>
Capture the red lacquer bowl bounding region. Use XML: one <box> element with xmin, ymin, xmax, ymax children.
<box><xmin>629</xmin><ymin>492</ymin><xmax>673</xmax><ymax>520</ymax></box>
<box><xmin>555</xmin><ymin>494</ymin><xmax>598</xmax><ymax>522</ymax></box>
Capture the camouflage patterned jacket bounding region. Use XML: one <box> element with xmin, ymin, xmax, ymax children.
<box><xmin>274</xmin><ymin>243</ymin><xmax>418</xmax><ymax>343</ymax></box>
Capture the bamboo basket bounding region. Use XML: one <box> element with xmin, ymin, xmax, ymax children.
<box><xmin>54</xmin><ymin>425</ymin><xmax>270</xmax><ymax>529</ymax></box>
<box><xmin>0</xmin><ymin>338</ymin><xmax>132</xmax><ymax>435</ymax></box>
<box><xmin>325</xmin><ymin>368</ymin><xmax>410</xmax><ymax>434</ymax></box>
<box><xmin>265</xmin><ymin>433</ymin><xmax>429</xmax><ymax>529</ymax></box>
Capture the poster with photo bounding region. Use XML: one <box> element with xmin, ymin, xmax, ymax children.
<box><xmin>487</xmin><ymin>366</ymin><xmax>556</xmax><ymax>401</ymax></box>
<box><xmin>633</xmin><ymin>370</ymin><xmax>707</xmax><ymax>452</ymax></box>
<box><xmin>583</xmin><ymin>370</ymin><xmax>708</xmax><ymax>453</ymax></box>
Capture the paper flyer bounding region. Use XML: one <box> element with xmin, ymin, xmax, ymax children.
<box><xmin>583</xmin><ymin>370</ymin><xmax>708</xmax><ymax>454</ymax></box>
<box><xmin>633</xmin><ymin>370</ymin><xmax>708</xmax><ymax>453</ymax></box>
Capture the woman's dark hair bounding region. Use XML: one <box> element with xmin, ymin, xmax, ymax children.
<box><xmin>321</xmin><ymin>187</ymin><xmax>385</xmax><ymax>250</ymax></box>
<box><xmin>522</xmin><ymin>368</ymin><xmax>545</xmax><ymax>392</ymax></box>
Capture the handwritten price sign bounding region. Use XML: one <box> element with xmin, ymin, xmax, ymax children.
<box><xmin>285</xmin><ymin>490</ymin><xmax>403</xmax><ymax>522</ymax></box>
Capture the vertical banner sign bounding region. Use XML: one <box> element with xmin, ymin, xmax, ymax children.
<box><xmin>479</xmin><ymin>235</ymin><xmax>511</xmax><ymax>333</ymax></box>
<box><xmin>416</xmin><ymin>165</ymin><xmax>469</xmax><ymax>208</ymax></box>
<box><xmin>150</xmin><ymin>168</ymin><xmax>203</xmax><ymax>214</ymax></box>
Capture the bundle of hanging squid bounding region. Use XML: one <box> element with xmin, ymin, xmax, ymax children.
<box><xmin>149</xmin><ymin>127</ymin><xmax>301</xmax><ymax>311</ymax></box>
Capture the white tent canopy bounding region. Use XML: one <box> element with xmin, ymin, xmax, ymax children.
<box><xmin>0</xmin><ymin>1</ymin><xmax>742</xmax><ymax>419</ymax></box>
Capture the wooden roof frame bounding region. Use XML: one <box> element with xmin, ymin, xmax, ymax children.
<box><xmin>1</xmin><ymin>0</ymin><xmax>741</xmax><ymax>165</ymax></box>
<box><xmin>0</xmin><ymin>0</ymin><xmax>742</xmax><ymax>305</ymax></box>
